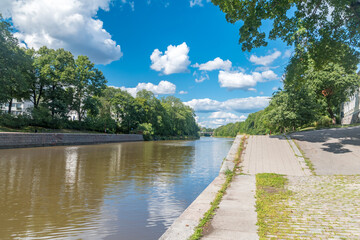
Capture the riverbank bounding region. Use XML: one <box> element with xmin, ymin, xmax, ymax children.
<box><xmin>160</xmin><ymin>135</ymin><xmax>243</xmax><ymax>240</ymax></box>
<box><xmin>0</xmin><ymin>132</ymin><xmax>143</xmax><ymax>149</ymax></box>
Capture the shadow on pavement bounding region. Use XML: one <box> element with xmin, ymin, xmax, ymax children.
<box><xmin>289</xmin><ymin>126</ymin><xmax>360</xmax><ymax>154</ymax></box>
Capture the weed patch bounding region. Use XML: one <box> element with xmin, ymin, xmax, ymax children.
<box><xmin>256</xmin><ymin>173</ymin><xmax>292</xmax><ymax>239</ymax></box>
<box><xmin>293</xmin><ymin>140</ymin><xmax>316</xmax><ymax>175</ymax></box>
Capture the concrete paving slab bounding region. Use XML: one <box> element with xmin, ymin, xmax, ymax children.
<box><xmin>242</xmin><ymin>135</ymin><xmax>310</xmax><ymax>176</ymax></box>
<box><xmin>202</xmin><ymin>229</ymin><xmax>258</xmax><ymax>240</ymax></box>
<box><xmin>202</xmin><ymin>175</ymin><xmax>258</xmax><ymax>240</ymax></box>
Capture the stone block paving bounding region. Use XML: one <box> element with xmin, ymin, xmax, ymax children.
<box><xmin>270</xmin><ymin>176</ymin><xmax>360</xmax><ymax>239</ymax></box>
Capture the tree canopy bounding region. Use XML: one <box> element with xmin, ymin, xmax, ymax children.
<box><xmin>211</xmin><ymin>0</ymin><xmax>360</xmax><ymax>52</ymax></box>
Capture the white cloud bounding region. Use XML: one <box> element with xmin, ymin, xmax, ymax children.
<box><xmin>248</xmin><ymin>88</ymin><xmax>257</xmax><ymax>92</ymax></box>
<box><xmin>218</xmin><ymin>70</ymin><xmax>278</xmax><ymax>89</ymax></box>
<box><xmin>272</xmin><ymin>87</ymin><xmax>279</xmax><ymax>91</ymax></box>
<box><xmin>192</xmin><ymin>57</ymin><xmax>232</xmax><ymax>71</ymax></box>
<box><xmin>1</xmin><ymin>0</ymin><xmax>122</xmax><ymax>65</ymax></box>
<box><xmin>190</xmin><ymin>0</ymin><xmax>210</xmax><ymax>7</ymax></box>
<box><xmin>209</xmin><ymin>112</ymin><xmax>246</xmax><ymax>120</ymax></box>
<box><xmin>195</xmin><ymin>73</ymin><xmax>209</xmax><ymax>83</ymax></box>
<box><xmin>219</xmin><ymin>71</ymin><xmax>257</xmax><ymax>89</ymax></box>
<box><xmin>150</xmin><ymin>42</ymin><xmax>191</xmax><ymax>75</ymax></box>
<box><xmin>250</xmin><ymin>50</ymin><xmax>281</xmax><ymax>66</ymax></box>
<box><xmin>117</xmin><ymin>81</ymin><xmax>176</xmax><ymax>97</ymax></box>
<box><xmin>184</xmin><ymin>96</ymin><xmax>270</xmax><ymax>113</ymax></box>
<box><xmin>283</xmin><ymin>49</ymin><xmax>292</xmax><ymax>58</ymax></box>
<box><xmin>199</xmin><ymin>112</ymin><xmax>248</xmax><ymax>128</ymax></box>
<box><xmin>179</xmin><ymin>90</ymin><xmax>188</xmax><ymax>94</ymax></box>
<box><xmin>128</xmin><ymin>1</ymin><xmax>135</xmax><ymax>11</ymax></box>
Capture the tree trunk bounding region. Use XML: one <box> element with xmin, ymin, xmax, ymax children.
<box><xmin>327</xmin><ymin>107</ymin><xmax>336</xmax><ymax>125</ymax></box>
<box><xmin>8</xmin><ymin>99</ymin><xmax>12</xmax><ymax>114</ymax></box>
<box><xmin>51</xmin><ymin>85</ymin><xmax>55</xmax><ymax>117</ymax></box>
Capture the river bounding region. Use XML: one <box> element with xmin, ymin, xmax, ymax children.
<box><xmin>0</xmin><ymin>137</ymin><xmax>233</xmax><ymax>240</ymax></box>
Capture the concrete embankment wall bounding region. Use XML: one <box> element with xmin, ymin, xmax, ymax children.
<box><xmin>0</xmin><ymin>133</ymin><xmax>143</xmax><ymax>149</ymax></box>
<box><xmin>160</xmin><ymin>135</ymin><xmax>243</xmax><ymax>240</ymax></box>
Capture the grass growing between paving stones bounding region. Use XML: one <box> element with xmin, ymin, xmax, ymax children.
<box><xmin>189</xmin><ymin>135</ymin><xmax>247</xmax><ymax>240</ymax></box>
<box><xmin>256</xmin><ymin>173</ymin><xmax>292</xmax><ymax>239</ymax></box>
<box><xmin>292</xmin><ymin>140</ymin><xmax>316</xmax><ymax>175</ymax></box>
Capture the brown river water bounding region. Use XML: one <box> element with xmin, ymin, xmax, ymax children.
<box><xmin>0</xmin><ymin>137</ymin><xmax>233</xmax><ymax>240</ymax></box>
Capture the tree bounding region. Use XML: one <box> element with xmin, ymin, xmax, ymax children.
<box><xmin>70</xmin><ymin>55</ymin><xmax>107</xmax><ymax>121</ymax></box>
<box><xmin>0</xmin><ymin>15</ymin><xmax>32</xmax><ymax>113</ymax></box>
<box><xmin>307</xmin><ymin>62</ymin><xmax>360</xmax><ymax>123</ymax></box>
<box><xmin>111</xmin><ymin>90</ymin><xmax>141</xmax><ymax>133</ymax></box>
<box><xmin>284</xmin><ymin>46</ymin><xmax>360</xmax><ymax>125</ymax></box>
<box><xmin>211</xmin><ymin>0</ymin><xmax>360</xmax><ymax>52</ymax></box>
<box><xmin>136</xmin><ymin>90</ymin><xmax>166</xmax><ymax>135</ymax></box>
<box><xmin>36</xmin><ymin>47</ymin><xmax>75</xmax><ymax>118</ymax></box>
<box><xmin>264</xmin><ymin>86</ymin><xmax>319</xmax><ymax>131</ymax></box>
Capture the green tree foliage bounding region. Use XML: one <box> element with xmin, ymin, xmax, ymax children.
<box><xmin>211</xmin><ymin>0</ymin><xmax>360</xmax><ymax>52</ymax></box>
<box><xmin>161</xmin><ymin>96</ymin><xmax>200</xmax><ymax>137</ymax></box>
<box><xmin>42</xmin><ymin>47</ymin><xmax>75</xmax><ymax>118</ymax></box>
<box><xmin>213</xmin><ymin>122</ymin><xmax>243</xmax><ymax>137</ymax></box>
<box><xmin>99</xmin><ymin>88</ymin><xmax>199</xmax><ymax>138</ymax></box>
<box><xmin>263</xmin><ymin>86</ymin><xmax>319</xmax><ymax>132</ymax></box>
<box><xmin>110</xmin><ymin>89</ymin><xmax>142</xmax><ymax>133</ymax></box>
<box><xmin>306</xmin><ymin>62</ymin><xmax>360</xmax><ymax>123</ymax></box>
<box><xmin>70</xmin><ymin>55</ymin><xmax>107</xmax><ymax>121</ymax></box>
<box><xmin>0</xmin><ymin>14</ymin><xmax>32</xmax><ymax>113</ymax></box>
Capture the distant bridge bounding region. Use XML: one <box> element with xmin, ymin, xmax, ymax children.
<box><xmin>200</xmin><ymin>132</ymin><xmax>213</xmax><ymax>137</ymax></box>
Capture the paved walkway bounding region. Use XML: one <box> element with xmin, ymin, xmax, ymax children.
<box><xmin>242</xmin><ymin>135</ymin><xmax>310</xmax><ymax>176</ymax></box>
<box><xmin>269</xmin><ymin>176</ymin><xmax>360</xmax><ymax>239</ymax></box>
<box><xmin>202</xmin><ymin>135</ymin><xmax>310</xmax><ymax>240</ymax></box>
<box><xmin>202</xmin><ymin>175</ymin><xmax>258</xmax><ymax>240</ymax></box>
<box><xmin>201</xmin><ymin>133</ymin><xmax>360</xmax><ymax>240</ymax></box>
<box><xmin>291</xmin><ymin>126</ymin><xmax>360</xmax><ymax>175</ymax></box>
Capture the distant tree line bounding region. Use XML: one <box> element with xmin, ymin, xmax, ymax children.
<box><xmin>0</xmin><ymin>15</ymin><xmax>199</xmax><ymax>139</ymax></box>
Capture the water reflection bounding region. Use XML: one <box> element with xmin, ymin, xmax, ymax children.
<box><xmin>0</xmin><ymin>137</ymin><xmax>233</xmax><ymax>239</ymax></box>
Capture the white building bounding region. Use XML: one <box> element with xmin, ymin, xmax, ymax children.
<box><xmin>341</xmin><ymin>90</ymin><xmax>360</xmax><ymax>125</ymax></box>
<box><xmin>1</xmin><ymin>99</ymin><xmax>81</xmax><ymax>121</ymax></box>
<box><xmin>0</xmin><ymin>99</ymin><xmax>33</xmax><ymax>115</ymax></box>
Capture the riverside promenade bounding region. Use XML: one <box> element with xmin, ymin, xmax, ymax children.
<box><xmin>202</xmin><ymin>135</ymin><xmax>310</xmax><ymax>240</ymax></box>
<box><xmin>162</xmin><ymin>129</ymin><xmax>360</xmax><ymax>239</ymax></box>
<box><xmin>161</xmin><ymin>134</ymin><xmax>310</xmax><ymax>240</ymax></box>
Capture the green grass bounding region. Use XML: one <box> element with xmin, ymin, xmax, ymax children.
<box><xmin>292</xmin><ymin>140</ymin><xmax>316</xmax><ymax>175</ymax></box>
<box><xmin>189</xmin><ymin>135</ymin><xmax>247</xmax><ymax>240</ymax></box>
<box><xmin>299</xmin><ymin>122</ymin><xmax>360</xmax><ymax>132</ymax></box>
<box><xmin>255</xmin><ymin>173</ymin><xmax>292</xmax><ymax>239</ymax></box>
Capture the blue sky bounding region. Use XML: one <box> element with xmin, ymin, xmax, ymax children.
<box><xmin>1</xmin><ymin>0</ymin><xmax>293</xmax><ymax>128</ymax></box>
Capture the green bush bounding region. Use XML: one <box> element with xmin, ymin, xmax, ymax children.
<box><xmin>135</xmin><ymin>123</ymin><xmax>154</xmax><ymax>140</ymax></box>
<box><xmin>83</xmin><ymin>116</ymin><xmax>118</xmax><ymax>133</ymax></box>
<box><xmin>30</xmin><ymin>106</ymin><xmax>62</xmax><ymax>129</ymax></box>
<box><xmin>315</xmin><ymin>115</ymin><xmax>332</xmax><ymax>128</ymax></box>
<box><xmin>0</xmin><ymin>113</ymin><xmax>30</xmax><ymax>129</ymax></box>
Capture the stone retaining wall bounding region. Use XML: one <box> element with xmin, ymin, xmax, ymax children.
<box><xmin>160</xmin><ymin>135</ymin><xmax>242</xmax><ymax>240</ymax></box>
<box><xmin>219</xmin><ymin>135</ymin><xmax>242</xmax><ymax>174</ymax></box>
<box><xmin>0</xmin><ymin>133</ymin><xmax>143</xmax><ymax>149</ymax></box>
